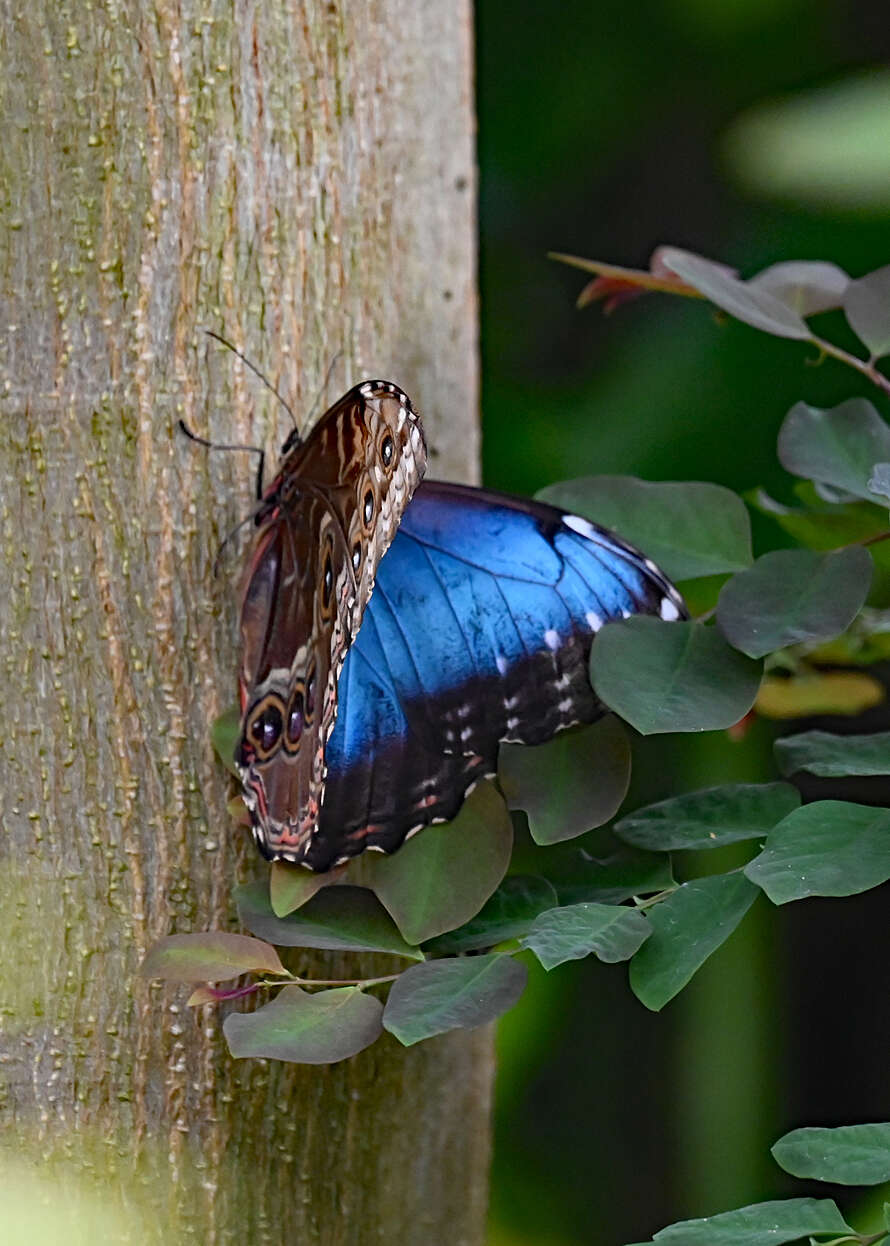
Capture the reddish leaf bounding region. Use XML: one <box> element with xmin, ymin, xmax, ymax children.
<box><xmin>140</xmin><ymin>932</ymin><xmax>286</xmax><ymax>983</ymax></box>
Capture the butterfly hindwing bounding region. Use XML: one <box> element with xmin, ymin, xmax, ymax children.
<box><xmin>304</xmin><ymin>481</ymin><xmax>687</xmax><ymax>870</ymax></box>
<box><xmin>235</xmin><ymin>382</ymin><xmax>426</xmax><ymax>863</ymax></box>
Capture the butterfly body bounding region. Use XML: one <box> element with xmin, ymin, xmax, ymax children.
<box><xmin>233</xmin><ymin>381</ymin><xmax>686</xmax><ymax>870</ymax></box>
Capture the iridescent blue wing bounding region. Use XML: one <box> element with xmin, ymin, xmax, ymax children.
<box><xmin>303</xmin><ymin>481</ymin><xmax>687</xmax><ymax>870</ymax></box>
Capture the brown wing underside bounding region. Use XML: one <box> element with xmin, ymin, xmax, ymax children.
<box><xmin>235</xmin><ymin>381</ymin><xmax>427</xmax><ymax>860</ymax></box>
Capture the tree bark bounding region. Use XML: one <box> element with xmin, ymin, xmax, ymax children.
<box><xmin>0</xmin><ymin>2</ymin><xmax>489</xmax><ymax>1242</ymax></box>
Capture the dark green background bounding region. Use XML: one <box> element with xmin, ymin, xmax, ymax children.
<box><xmin>477</xmin><ymin>2</ymin><xmax>890</xmax><ymax>1243</ymax></box>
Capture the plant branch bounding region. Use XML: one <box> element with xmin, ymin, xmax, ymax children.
<box><xmin>808</xmin><ymin>334</ymin><xmax>890</xmax><ymax>398</ymax></box>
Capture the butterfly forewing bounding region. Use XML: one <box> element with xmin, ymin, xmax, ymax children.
<box><xmin>304</xmin><ymin>482</ymin><xmax>688</xmax><ymax>871</ymax></box>
<box><xmin>235</xmin><ymin>381</ymin><xmax>426</xmax><ymax>863</ymax></box>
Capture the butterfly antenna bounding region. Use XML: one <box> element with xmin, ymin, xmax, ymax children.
<box><xmin>304</xmin><ymin>349</ymin><xmax>344</xmax><ymax>430</ymax></box>
<box><xmin>177</xmin><ymin>418</ymin><xmax>268</xmax><ymax>501</ymax></box>
<box><xmin>204</xmin><ymin>329</ymin><xmax>300</xmax><ymax>438</ymax></box>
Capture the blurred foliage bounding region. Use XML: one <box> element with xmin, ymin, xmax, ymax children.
<box><xmin>477</xmin><ymin>1</ymin><xmax>890</xmax><ymax>1243</ymax></box>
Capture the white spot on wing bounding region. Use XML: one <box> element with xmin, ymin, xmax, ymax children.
<box><xmin>564</xmin><ymin>514</ymin><xmax>598</xmax><ymax>539</ymax></box>
<box><xmin>496</xmin><ymin>653</ymin><xmax>509</xmax><ymax>676</ymax></box>
<box><xmin>660</xmin><ymin>596</ymin><xmax>681</xmax><ymax>621</ymax></box>
<box><xmin>585</xmin><ymin>610</ymin><xmax>603</xmax><ymax>631</ymax></box>
<box><xmin>544</xmin><ymin>628</ymin><xmax>560</xmax><ymax>650</ymax></box>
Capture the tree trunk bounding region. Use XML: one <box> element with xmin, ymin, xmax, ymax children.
<box><xmin>0</xmin><ymin>2</ymin><xmax>489</xmax><ymax>1242</ymax></box>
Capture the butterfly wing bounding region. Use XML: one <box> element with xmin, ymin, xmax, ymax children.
<box><xmin>304</xmin><ymin>480</ymin><xmax>688</xmax><ymax>870</ymax></box>
<box><xmin>236</xmin><ymin>381</ymin><xmax>426</xmax><ymax>862</ymax></box>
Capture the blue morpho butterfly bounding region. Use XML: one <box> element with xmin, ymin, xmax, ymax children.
<box><xmin>211</xmin><ymin>377</ymin><xmax>686</xmax><ymax>873</ymax></box>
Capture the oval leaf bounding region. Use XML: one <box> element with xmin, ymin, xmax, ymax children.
<box><xmin>423</xmin><ymin>876</ymin><xmax>559</xmax><ymax>954</ymax></box>
<box><xmin>748</xmin><ymin>486</ymin><xmax>889</xmax><ymax>552</ymax></box>
<box><xmin>745</xmin><ymin>800</ymin><xmax>890</xmax><ymax>904</ymax></box>
<box><xmin>140</xmin><ymin>932</ymin><xmax>286</xmax><ymax>983</ymax></box>
<box><xmin>235</xmin><ymin>881</ymin><xmax>423</xmax><ymax>959</ymax></box>
<box><xmin>658</xmin><ymin>247</ymin><xmax>811</xmax><ymax>339</ymax></box>
<box><xmin>211</xmin><ymin>705</ymin><xmax>241</xmax><ymax>777</ymax></box>
<box><xmin>499</xmin><ymin>717</ymin><xmax>631</xmax><ymax>845</ymax></box>
<box><xmin>521</xmin><ymin>902</ymin><xmax>650</xmax><ymax>969</ymax></box>
<box><xmin>536</xmin><ymin>476</ymin><xmax>752</xmax><ymax>581</ymax></box>
<box><xmin>554</xmin><ymin>848</ymin><xmax>675</xmax><ymax>906</ymax></box>
<box><xmin>844</xmin><ymin>265</ymin><xmax>890</xmax><ymax>358</ymax></box>
<box><xmin>224</xmin><ymin>986</ymin><xmax>383</xmax><ymax>1064</ymax></box>
<box><xmin>747</xmin><ymin>260</ymin><xmax>849</xmax><ymax>316</ymax></box>
<box><xmin>591</xmin><ymin>618</ymin><xmax>762</xmax><ymax>734</ymax></box>
<box><xmin>269</xmin><ymin>861</ymin><xmax>345</xmax><ymax>918</ymax></box>
<box><xmin>716</xmin><ymin>547</ymin><xmax>873</xmax><ymax>659</ymax></box>
<box><xmin>638</xmin><ymin>1197</ymin><xmax>852</xmax><ymax>1245</ymax></box>
<box><xmin>362</xmin><ymin>781</ymin><xmax>513</xmax><ymax>944</ymax></box>
<box><xmin>629</xmin><ymin>873</ymin><xmax>759</xmax><ymax>1011</ymax></box>
<box><xmin>382</xmin><ymin>955</ymin><xmax>527</xmax><ymax>1046</ymax></box>
<box><xmin>776</xmin><ymin>728</ymin><xmax>890</xmax><ymax>777</ymax></box>
<box><xmin>778</xmin><ymin>398</ymin><xmax>890</xmax><ymax>503</ymax></box>
<box><xmin>772</xmin><ymin>1122</ymin><xmax>890</xmax><ymax>1185</ymax></box>
<box><xmin>614</xmin><ymin>782</ymin><xmax>800</xmax><ymax>852</ymax></box>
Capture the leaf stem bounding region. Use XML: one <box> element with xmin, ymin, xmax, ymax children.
<box><xmin>808</xmin><ymin>333</ymin><xmax>890</xmax><ymax>398</ymax></box>
<box><xmin>633</xmin><ymin>887</ymin><xmax>678</xmax><ymax>910</ymax></box>
<box><xmin>289</xmin><ymin>974</ymin><xmax>402</xmax><ymax>990</ymax></box>
<box><xmin>829</xmin><ymin>1233</ymin><xmax>889</xmax><ymax>1246</ymax></box>
<box><xmin>859</xmin><ymin>529</ymin><xmax>890</xmax><ymax>548</ymax></box>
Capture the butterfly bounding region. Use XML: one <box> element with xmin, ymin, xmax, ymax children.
<box><xmin>234</xmin><ymin>380</ymin><xmax>687</xmax><ymax>871</ymax></box>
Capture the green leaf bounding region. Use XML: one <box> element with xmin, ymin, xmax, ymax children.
<box><xmin>211</xmin><ymin>705</ymin><xmax>241</xmax><ymax>777</ymax></box>
<box><xmin>521</xmin><ymin>903</ymin><xmax>651</xmax><ymax>969</ymax></box>
<box><xmin>591</xmin><ymin>618</ymin><xmax>762</xmax><ymax>734</ymax></box>
<box><xmin>554</xmin><ymin>848</ymin><xmax>675</xmax><ymax>905</ymax></box>
<box><xmin>226</xmin><ymin>794</ymin><xmax>251</xmax><ymax>826</ymax></box>
<box><xmin>629</xmin><ymin>873</ymin><xmax>758</xmax><ymax>1011</ymax></box>
<box><xmin>423</xmin><ymin>875</ymin><xmax>559</xmax><ymax>954</ymax></box>
<box><xmin>362</xmin><ymin>781</ymin><xmax>512</xmax><ymax>944</ymax></box>
<box><xmin>776</xmin><ymin>729</ymin><xmax>890</xmax><ymax>778</ymax></box>
<box><xmin>631</xmin><ymin>1197</ymin><xmax>853</xmax><ymax>1245</ymax></box>
<box><xmin>772</xmin><ymin>1122</ymin><xmax>890</xmax><ymax>1185</ymax></box>
<box><xmin>748</xmin><ymin>486</ymin><xmax>890</xmax><ymax>551</ymax></box>
<box><xmin>499</xmin><ymin>717</ymin><xmax>631</xmax><ymax>845</ymax></box>
<box><xmin>716</xmin><ymin>547</ymin><xmax>873</xmax><ymax>658</ymax></box>
<box><xmin>382</xmin><ymin>955</ymin><xmax>527</xmax><ymax>1046</ymax></box>
<box><xmin>140</xmin><ymin>932</ymin><xmax>286</xmax><ymax>983</ymax></box>
<box><xmin>778</xmin><ymin>398</ymin><xmax>890</xmax><ymax>504</ymax></box>
<box><xmin>844</xmin><ymin>264</ymin><xmax>890</xmax><ymax>358</ymax></box>
<box><xmin>614</xmin><ymin>783</ymin><xmax>800</xmax><ymax>852</ymax></box>
<box><xmin>747</xmin><ymin>260</ymin><xmax>849</xmax><ymax>316</ymax></box>
<box><xmin>235</xmin><ymin>881</ymin><xmax>424</xmax><ymax>959</ymax></box>
<box><xmin>269</xmin><ymin>861</ymin><xmax>344</xmax><ymax>918</ymax></box>
<box><xmin>658</xmin><ymin>247</ymin><xmax>811</xmax><ymax>340</ymax></box>
<box><xmin>536</xmin><ymin>476</ymin><xmax>752</xmax><ymax>581</ymax></box>
<box><xmin>745</xmin><ymin>800</ymin><xmax>890</xmax><ymax>903</ymax></box>
<box><xmin>224</xmin><ymin>986</ymin><xmax>383</xmax><ymax>1064</ymax></box>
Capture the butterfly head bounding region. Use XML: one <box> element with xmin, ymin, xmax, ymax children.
<box><xmin>234</xmin><ymin>380</ymin><xmax>426</xmax><ymax>867</ymax></box>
